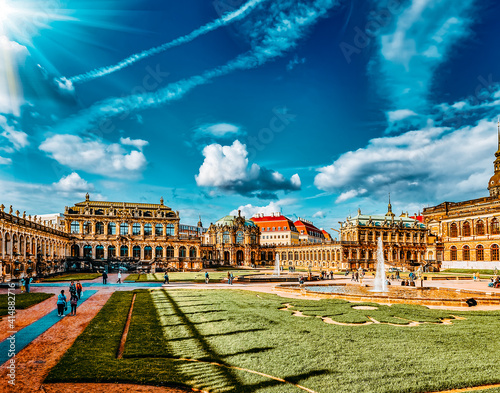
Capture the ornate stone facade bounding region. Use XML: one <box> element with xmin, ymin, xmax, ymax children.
<box><xmin>203</xmin><ymin>212</ymin><xmax>261</xmax><ymax>266</ymax></box>
<box><xmin>0</xmin><ymin>204</ymin><xmax>69</xmax><ymax>281</ymax></box>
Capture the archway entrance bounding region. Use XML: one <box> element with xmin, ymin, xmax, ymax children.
<box><xmin>236</xmin><ymin>250</ymin><xmax>244</xmax><ymax>265</ymax></box>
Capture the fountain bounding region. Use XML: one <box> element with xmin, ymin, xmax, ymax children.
<box><xmin>273</xmin><ymin>253</ymin><xmax>280</xmax><ymax>277</ymax></box>
<box><xmin>371</xmin><ymin>237</ymin><xmax>387</xmax><ymax>292</ymax></box>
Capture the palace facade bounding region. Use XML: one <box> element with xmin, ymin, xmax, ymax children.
<box><xmin>422</xmin><ymin>121</ymin><xmax>500</xmax><ymax>270</ymax></box>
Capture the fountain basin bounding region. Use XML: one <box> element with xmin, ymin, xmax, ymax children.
<box><xmin>276</xmin><ymin>283</ymin><xmax>500</xmax><ymax>307</ymax></box>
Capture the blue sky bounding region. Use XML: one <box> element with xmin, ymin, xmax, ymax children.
<box><xmin>1</xmin><ymin>0</ymin><xmax>500</xmax><ymax>232</ymax></box>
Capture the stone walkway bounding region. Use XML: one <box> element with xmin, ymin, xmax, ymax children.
<box><xmin>1</xmin><ymin>273</ymin><xmax>500</xmax><ymax>392</ymax></box>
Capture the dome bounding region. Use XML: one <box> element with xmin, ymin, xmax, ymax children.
<box><xmin>488</xmin><ymin>172</ymin><xmax>500</xmax><ymax>191</ymax></box>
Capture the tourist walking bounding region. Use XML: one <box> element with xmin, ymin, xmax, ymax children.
<box><xmin>69</xmin><ymin>281</ymin><xmax>77</xmax><ymax>299</ymax></box>
<box><xmin>20</xmin><ymin>276</ymin><xmax>26</xmax><ymax>293</ymax></box>
<box><xmin>70</xmin><ymin>294</ymin><xmax>78</xmax><ymax>316</ymax></box>
<box><xmin>164</xmin><ymin>272</ymin><xmax>169</xmax><ymax>284</ymax></box>
<box><xmin>117</xmin><ymin>270</ymin><xmax>122</xmax><ymax>284</ymax></box>
<box><xmin>230</xmin><ymin>272</ymin><xmax>234</xmax><ymax>285</ymax></box>
<box><xmin>57</xmin><ymin>290</ymin><xmax>67</xmax><ymax>317</ymax></box>
<box><xmin>227</xmin><ymin>271</ymin><xmax>231</xmax><ymax>285</ymax></box>
<box><xmin>25</xmin><ymin>277</ymin><xmax>32</xmax><ymax>293</ymax></box>
<box><xmin>102</xmin><ymin>271</ymin><xmax>108</xmax><ymax>284</ymax></box>
<box><xmin>205</xmin><ymin>271</ymin><xmax>209</xmax><ymax>284</ymax></box>
<box><xmin>76</xmin><ymin>281</ymin><xmax>83</xmax><ymax>299</ymax></box>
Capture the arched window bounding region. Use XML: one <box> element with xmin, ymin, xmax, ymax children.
<box><xmin>120</xmin><ymin>223</ymin><xmax>128</xmax><ymax>235</ymax></box>
<box><xmin>236</xmin><ymin>231</ymin><xmax>244</xmax><ymax>244</ymax></box>
<box><xmin>476</xmin><ymin>220</ymin><xmax>485</xmax><ymax>236</ymax></box>
<box><xmin>155</xmin><ymin>246</ymin><xmax>163</xmax><ymax>258</ymax></box>
<box><xmin>71</xmin><ymin>244</ymin><xmax>79</xmax><ymax>257</ymax></box>
<box><xmin>463</xmin><ymin>222</ymin><xmax>471</xmax><ymax>237</ymax></box>
<box><xmin>132</xmin><ymin>246</ymin><xmax>141</xmax><ymax>258</ymax></box>
<box><xmin>492</xmin><ymin>244</ymin><xmax>499</xmax><ymax>261</ymax></box>
<box><xmin>95</xmin><ymin>245</ymin><xmax>104</xmax><ymax>259</ymax></box>
<box><xmin>450</xmin><ymin>246</ymin><xmax>457</xmax><ymax>261</ymax></box>
<box><xmin>155</xmin><ymin>224</ymin><xmax>163</xmax><ymax>236</ymax></box>
<box><xmin>144</xmin><ymin>246</ymin><xmax>152</xmax><ymax>259</ymax></box>
<box><xmin>463</xmin><ymin>245</ymin><xmax>470</xmax><ymax>261</ymax></box>
<box><xmin>179</xmin><ymin>246</ymin><xmax>186</xmax><ymax>258</ymax></box>
<box><xmin>132</xmin><ymin>223</ymin><xmax>141</xmax><ymax>235</ymax></box>
<box><xmin>144</xmin><ymin>223</ymin><xmax>152</xmax><ymax>236</ymax></box>
<box><xmin>166</xmin><ymin>224</ymin><xmax>175</xmax><ymax>236</ymax></box>
<box><xmin>83</xmin><ymin>221</ymin><xmax>91</xmax><ymax>234</ymax></box>
<box><xmin>190</xmin><ymin>247</ymin><xmax>197</xmax><ymax>258</ymax></box>
<box><xmin>108</xmin><ymin>222</ymin><xmax>116</xmax><ymax>235</ymax></box>
<box><xmin>83</xmin><ymin>245</ymin><xmax>92</xmax><ymax>257</ymax></box>
<box><xmin>450</xmin><ymin>223</ymin><xmax>458</xmax><ymax>237</ymax></box>
<box><xmin>71</xmin><ymin>221</ymin><xmax>80</xmax><ymax>234</ymax></box>
<box><xmin>96</xmin><ymin>222</ymin><xmax>104</xmax><ymax>235</ymax></box>
<box><xmin>166</xmin><ymin>246</ymin><xmax>174</xmax><ymax>258</ymax></box>
<box><xmin>476</xmin><ymin>245</ymin><xmax>484</xmax><ymax>261</ymax></box>
<box><xmin>108</xmin><ymin>245</ymin><xmax>116</xmax><ymax>258</ymax></box>
<box><xmin>223</xmin><ymin>231</ymin><xmax>230</xmax><ymax>244</ymax></box>
<box><xmin>491</xmin><ymin>219</ymin><xmax>500</xmax><ymax>235</ymax></box>
<box><xmin>120</xmin><ymin>246</ymin><xmax>128</xmax><ymax>257</ymax></box>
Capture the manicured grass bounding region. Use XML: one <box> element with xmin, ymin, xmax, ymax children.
<box><xmin>46</xmin><ymin>288</ymin><xmax>500</xmax><ymax>392</ymax></box>
<box><xmin>43</xmin><ymin>273</ymin><xmax>102</xmax><ymax>282</ymax></box>
<box><xmin>125</xmin><ymin>270</ymin><xmax>261</xmax><ymax>282</ymax></box>
<box><xmin>0</xmin><ymin>292</ymin><xmax>54</xmax><ymax>316</ymax></box>
<box><xmin>443</xmin><ymin>269</ymin><xmax>497</xmax><ymax>275</ymax></box>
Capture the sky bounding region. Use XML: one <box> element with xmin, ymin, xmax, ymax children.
<box><xmin>1</xmin><ymin>0</ymin><xmax>500</xmax><ymax>233</ymax></box>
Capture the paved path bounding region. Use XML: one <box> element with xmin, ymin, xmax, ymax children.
<box><xmin>0</xmin><ymin>290</ymin><xmax>97</xmax><ymax>365</ymax></box>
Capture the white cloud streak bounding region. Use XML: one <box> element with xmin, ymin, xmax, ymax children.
<box><xmin>66</xmin><ymin>0</ymin><xmax>268</xmax><ymax>84</ymax></box>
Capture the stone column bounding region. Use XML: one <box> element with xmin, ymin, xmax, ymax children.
<box><xmin>140</xmin><ymin>246</ymin><xmax>144</xmax><ymax>260</ymax></box>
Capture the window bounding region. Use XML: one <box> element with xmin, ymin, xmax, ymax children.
<box><xmin>284</xmin><ymin>226</ymin><xmax>287</xmax><ymax>230</ymax></box>
<box><xmin>272</xmin><ymin>227</ymin><xmax>275</xmax><ymax>231</ymax></box>
<box><xmin>491</xmin><ymin>219</ymin><xmax>500</xmax><ymax>235</ymax></box>
<box><xmin>450</xmin><ymin>246</ymin><xmax>457</xmax><ymax>261</ymax></box>
<box><xmin>144</xmin><ymin>223</ymin><xmax>152</xmax><ymax>236</ymax></box>
<box><xmin>132</xmin><ymin>246</ymin><xmax>141</xmax><ymax>258</ymax></box>
<box><xmin>190</xmin><ymin>247</ymin><xmax>197</xmax><ymax>258</ymax></box>
<box><xmin>463</xmin><ymin>245</ymin><xmax>470</xmax><ymax>261</ymax></box>
<box><xmin>450</xmin><ymin>223</ymin><xmax>458</xmax><ymax>237</ymax></box>
<box><xmin>71</xmin><ymin>221</ymin><xmax>80</xmax><ymax>234</ymax></box>
<box><xmin>463</xmin><ymin>222</ymin><xmax>471</xmax><ymax>237</ymax></box>
<box><xmin>132</xmin><ymin>223</ymin><xmax>141</xmax><ymax>235</ymax></box>
<box><xmin>108</xmin><ymin>246</ymin><xmax>116</xmax><ymax>257</ymax></box>
<box><xmin>96</xmin><ymin>222</ymin><xmax>104</xmax><ymax>235</ymax></box>
<box><xmin>120</xmin><ymin>246</ymin><xmax>128</xmax><ymax>257</ymax></box>
<box><xmin>476</xmin><ymin>220</ymin><xmax>485</xmax><ymax>236</ymax></box>
<box><xmin>108</xmin><ymin>222</ymin><xmax>116</xmax><ymax>235</ymax></box>
<box><xmin>156</xmin><ymin>246</ymin><xmax>163</xmax><ymax>258</ymax></box>
<box><xmin>223</xmin><ymin>231</ymin><xmax>230</xmax><ymax>244</ymax></box>
<box><xmin>278</xmin><ymin>227</ymin><xmax>281</xmax><ymax>231</ymax></box>
<box><xmin>166</xmin><ymin>246</ymin><xmax>174</xmax><ymax>258</ymax></box>
<box><xmin>492</xmin><ymin>244</ymin><xmax>499</xmax><ymax>261</ymax></box>
<box><xmin>166</xmin><ymin>224</ymin><xmax>175</xmax><ymax>236</ymax></box>
<box><xmin>476</xmin><ymin>245</ymin><xmax>484</xmax><ymax>261</ymax></box>
<box><xmin>236</xmin><ymin>231</ymin><xmax>243</xmax><ymax>244</ymax></box>
<box><xmin>83</xmin><ymin>221</ymin><xmax>91</xmax><ymax>234</ymax></box>
<box><xmin>155</xmin><ymin>224</ymin><xmax>163</xmax><ymax>236</ymax></box>
<box><xmin>120</xmin><ymin>223</ymin><xmax>128</xmax><ymax>235</ymax></box>
<box><xmin>179</xmin><ymin>246</ymin><xmax>186</xmax><ymax>258</ymax></box>
<box><xmin>144</xmin><ymin>246</ymin><xmax>152</xmax><ymax>259</ymax></box>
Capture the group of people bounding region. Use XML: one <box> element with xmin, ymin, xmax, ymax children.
<box><xmin>56</xmin><ymin>280</ymin><xmax>83</xmax><ymax>317</ymax></box>
<box><xmin>489</xmin><ymin>275</ymin><xmax>500</xmax><ymax>288</ymax></box>
<box><xmin>102</xmin><ymin>270</ymin><xmax>122</xmax><ymax>284</ymax></box>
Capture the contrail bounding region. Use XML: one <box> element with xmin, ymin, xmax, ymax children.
<box><xmin>66</xmin><ymin>0</ymin><xmax>266</xmax><ymax>85</ymax></box>
<box><xmin>48</xmin><ymin>0</ymin><xmax>337</xmax><ymax>137</ymax></box>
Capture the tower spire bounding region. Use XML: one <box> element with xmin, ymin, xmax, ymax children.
<box><xmin>488</xmin><ymin>117</ymin><xmax>500</xmax><ymax>197</ymax></box>
<box><xmin>497</xmin><ymin>117</ymin><xmax>500</xmax><ymax>151</ymax></box>
<box><xmin>386</xmin><ymin>193</ymin><xmax>395</xmax><ymax>218</ymax></box>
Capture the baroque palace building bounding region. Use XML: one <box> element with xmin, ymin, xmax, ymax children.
<box><xmin>422</xmin><ymin>121</ymin><xmax>500</xmax><ymax>269</ymax></box>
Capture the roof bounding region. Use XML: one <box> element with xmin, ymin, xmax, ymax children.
<box><xmin>321</xmin><ymin>229</ymin><xmax>332</xmax><ymax>240</ymax></box>
<box><xmin>251</xmin><ymin>214</ymin><xmax>297</xmax><ymax>230</ymax></box>
<box><xmin>294</xmin><ymin>219</ymin><xmax>324</xmax><ymax>237</ymax></box>
<box><xmin>215</xmin><ymin>215</ymin><xmax>256</xmax><ymax>227</ymax></box>
<box><xmin>345</xmin><ymin>212</ymin><xmax>426</xmax><ymax>229</ymax></box>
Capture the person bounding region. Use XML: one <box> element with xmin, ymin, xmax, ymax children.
<box><xmin>230</xmin><ymin>272</ymin><xmax>234</xmax><ymax>285</ymax></box>
<box><xmin>20</xmin><ymin>276</ymin><xmax>25</xmax><ymax>293</ymax></box>
<box><xmin>473</xmin><ymin>272</ymin><xmax>476</xmax><ymax>281</ymax></box>
<box><xmin>76</xmin><ymin>281</ymin><xmax>83</xmax><ymax>300</ymax></box>
<box><xmin>396</xmin><ymin>270</ymin><xmax>400</xmax><ymax>280</ymax></box>
<box><xmin>117</xmin><ymin>270</ymin><xmax>122</xmax><ymax>284</ymax></box>
<box><xmin>164</xmin><ymin>272</ymin><xmax>169</xmax><ymax>284</ymax></box>
<box><xmin>25</xmin><ymin>277</ymin><xmax>32</xmax><ymax>293</ymax></box>
<box><xmin>205</xmin><ymin>271</ymin><xmax>209</xmax><ymax>284</ymax></box>
<box><xmin>351</xmin><ymin>271</ymin><xmax>355</xmax><ymax>281</ymax></box>
<box><xmin>70</xmin><ymin>294</ymin><xmax>78</xmax><ymax>316</ymax></box>
<box><xmin>69</xmin><ymin>281</ymin><xmax>77</xmax><ymax>299</ymax></box>
<box><xmin>299</xmin><ymin>275</ymin><xmax>304</xmax><ymax>285</ymax></box>
<box><xmin>57</xmin><ymin>290</ymin><xmax>67</xmax><ymax>317</ymax></box>
<box><xmin>227</xmin><ymin>271</ymin><xmax>231</xmax><ymax>285</ymax></box>
<box><xmin>102</xmin><ymin>270</ymin><xmax>108</xmax><ymax>284</ymax></box>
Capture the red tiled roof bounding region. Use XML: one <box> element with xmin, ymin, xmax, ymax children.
<box><xmin>294</xmin><ymin>219</ymin><xmax>324</xmax><ymax>237</ymax></box>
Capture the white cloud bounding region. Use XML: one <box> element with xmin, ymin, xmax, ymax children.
<box><xmin>39</xmin><ymin>135</ymin><xmax>148</xmax><ymax>178</ymax></box>
<box><xmin>0</xmin><ymin>115</ymin><xmax>29</xmax><ymax>152</ymax></box>
<box><xmin>53</xmin><ymin>76</ymin><xmax>75</xmax><ymax>95</ymax></box>
<box><xmin>230</xmin><ymin>198</ymin><xmax>297</xmax><ymax>218</ymax></box>
<box><xmin>374</xmin><ymin>0</ymin><xmax>475</xmax><ymax>114</ymax></box>
<box><xmin>119</xmin><ymin>137</ymin><xmax>149</xmax><ymax>151</ymax></box>
<box><xmin>195</xmin><ymin>123</ymin><xmax>242</xmax><ymax>138</ymax></box>
<box><xmin>0</xmin><ymin>35</ymin><xmax>28</xmax><ymax>116</ymax></box>
<box><xmin>0</xmin><ymin>156</ymin><xmax>12</xmax><ymax>165</ymax></box>
<box><xmin>52</xmin><ymin>172</ymin><xmax>95</xmax><ymax>195</ymax></box>
<box><xmin>387</xmin><ymin>109</ymin><xmax>417</xmax><ymax>123</ymax></box>
<box><xmin>313</xmin><ymin>210</ymin><xmax>326</xmax><ymax>219</ymax></box>
<box><xmin>286</xmin><ymin>54</ymin><xmax>306</xmax><ymax>71</ymax></box>
<box><xmin>195</xmin><ymin>140</ymin><xmax>301</xmax><ymax>199</ymax></box>
<box><xmin>315</xmin><ymin>119</ymin><xmax>497</xmax><ymax>204</ymax></box>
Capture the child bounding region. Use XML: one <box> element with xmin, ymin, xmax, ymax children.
<box><xmin>70</xmin><ymin>294</ymin><xmax>78</xmax><ymax>316</ymax></box>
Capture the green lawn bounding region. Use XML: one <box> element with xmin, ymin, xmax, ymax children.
<box><xmin>46</xmin><ymin>288</ymin><xmax>500</xmax><ymax>392</ymax></box>
<box><xmin>44</xmin><ymin>273</ymin><xmax>102</xmax><ymax>282</ymax></box>
<box><xmin>0</xmin><ymin>292</ymin><xmax>54</xmax><ymax>316</ymax></box>
<box><xmin>442</xmin><ymin>269</ymin><xmax>497</xmax><ymax>275</ymax></box>
<box><xmin>125</xmin><ymin>270</ymin><xmax>261</xmax><ymax>282</ymax></box>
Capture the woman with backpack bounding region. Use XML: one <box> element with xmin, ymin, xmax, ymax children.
<box><xmin>57</xmin><ymin>290</ymin><xmax>67</xmax><ymax>317</ymax></box>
